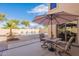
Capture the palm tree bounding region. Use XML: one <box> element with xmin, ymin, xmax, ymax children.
<box><xmin>44</xmin><ymin>25</ymin><xmax>48</xmax><ymax>29</ymax></box>
<box><xmin>3</xmin><ymin>19</ymin><xmax>19</xmax><ymax>36</ymax></box>
<box><xmin>21</xmin><ymin>20</ymin><xmax>30</xmax><ymax>28</ymax></box>
<box><xmin>0</xmin><ymin>14</ymin><xmax>6</xmax><ymax>21</ymax></box>
<box><xmin>0</xmin><ymin>14</ymin><xmax>7</xmax><ymax>28</ymax></box>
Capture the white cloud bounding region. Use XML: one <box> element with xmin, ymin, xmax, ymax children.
<box><xmin>29</xmin><ymin>22</ymin><xmax>44</xmax><ymax>28</ymax></box>
<box><xmin>27</xmin><ymin>4</ymin><xmax>48</xmax><ymax>15</ymax></box>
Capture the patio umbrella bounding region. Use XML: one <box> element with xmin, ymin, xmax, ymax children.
<box><xmin>66</xmin><ymin>23</ymin><xmax>77</xmax><ymax>27</ymax></box>
<box><xmin>33</xmin><ymin>11</ymin><xmax>79</xmax><ymax>39</ymax></box>
<box><xmin>59</xmin><ymin>23</ymin><xmax>77</xmax><ymax>28</ymax></box>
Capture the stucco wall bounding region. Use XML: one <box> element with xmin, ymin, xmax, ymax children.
<box><xmin>0</xmin><ymin>29</ymin><xmax>40</xmax><ymax>41</ymax></box>
<box><xmin>48</xmin><ymin>3</ymin><xmax>79</xmax><ymax>41</ymax></box>
<box><xmin>49</xmin><ymin>3</ymin><xmax>79</xmax><ymax>15</ymax></box>
<box><xmin>0</xmin><ymin>29</ymin><xmax>39</xmax><ymax>36</ymax></box>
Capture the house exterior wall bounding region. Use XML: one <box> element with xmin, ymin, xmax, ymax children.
<box><xmin>49</xmin><ymin>3</ymin><xmax>79</xmax><ymax>15</ymax></box>
<box><xmin>48</xmin><ymin>3</ymin><xmax>79</xmax><ymax>42</ymax></box>
<box><xmin>0</xmin><ymin>29</ymin><xmax>39</xmax><ymax>36</ymax></box>
<box><xmin>48</xmin><ymin>25</ymin><xmax>57</xmax><ymax>38</ymax></box>
<box><xmin>0</xmin><ymin>29</ymin><xmax>39</xmax><ymax>41</ymax></box>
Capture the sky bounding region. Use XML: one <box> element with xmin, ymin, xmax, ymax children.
<box><xmin>0</xmin><ymin>3</ymin><xmax>48</xmax><ymax>21</ymax></box>
<box><xmin>0</xmin><ymin>3</ymin><xmax>57</xmax><ymax>28</ymax></box>
<box><xmin>0</xmin><ymin>3</ymin><xmax>49</xmax><ymax>28</ymax></box>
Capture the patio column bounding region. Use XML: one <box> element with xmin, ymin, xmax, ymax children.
<box><xmin>48</xmin><ymin>24</ymin><xmax>57</xmax><ymax>38</ymax></box>
<box><xmin>77</xmin><ymin>18</ymin><xmax>79</xmax><ymax>44</ymax></box>
<box><xmin>64</xmin><ymin>23</ymin><xmax>67</xmax><ymax>41</ymax></box>
<box><xmin>52</xmin><ymin>24</ymin><xmax>57</xmax><ymax>38</ymax></box>
<box><xmin>48</xmin><ymin>25</ymin><xmax>51</xmax><ymax>38</ymax></box>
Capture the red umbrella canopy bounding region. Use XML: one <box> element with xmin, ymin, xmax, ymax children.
<box><xmin>33</xmin><ymin>11</ymin><xmax>79</xmax><ymax>25</ymax></box>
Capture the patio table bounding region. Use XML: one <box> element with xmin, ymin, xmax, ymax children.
<box><xmin>41</xmin><ymin>37</ymin><xmax>61</xmax><ymax>48</ymax></box>
<box><xmin>43</xmin><ymin>38</ymin><xmax>61</xmax><ymax>43</ymax></box>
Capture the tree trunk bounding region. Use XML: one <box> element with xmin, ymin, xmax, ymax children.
<box><xmin>10</xmin><ymin>28</ymin><xmax>12</xmax><ymax>36</ymax></box>
<box><xmin>7</xmin><ymin>28</ymin><xmax>13</xmax><ymax>41</ymax></box>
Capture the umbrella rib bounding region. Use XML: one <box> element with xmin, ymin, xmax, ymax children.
<box><xmin>33</xmin><ymin>17</ymin><xmax>44</xmax><ymax>22</ymax></box>
<box><xmin>46</xmin><ymin>17</ymin><xmax>50</xmax><ymax>25</ymax></box>
<box><xmin>38</xmin><ymin>16</ymin><xmax>50</xmax><ymax>24</ymax></box>
<box><xmin>56</xmin><ymin>11</ymin><xmax>79</xmax><ymax>17</ymax></box>
<box><xmin>33</xmin><ymin>15</ymin><xmax>47</xmax><ymax>22</ymax></box>
<box><xmin>47</xmin><ymin>15</ymin><xmax>52</xmax><ymax>25</ymax></box>
<box><xmin>56</xmin><ymin>15</ymin><xmax>74</xmax><ymax>22</ymax></box>
<box><xmin>38</xmin><ymin>17</ymin><xmax>46</xmax><ymax>24</ymax></box>
<box><xmin>54</xmin><ymin>16</ymin><xmax>60</xmax><ymax>24</ymax></box>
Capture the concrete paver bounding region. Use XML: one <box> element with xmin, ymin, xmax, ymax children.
<box><xmin>2</xmin><ymin>41</ymin><xmax>55</xmax><ymax>56</ymax></box>
<box><xmin>0</xmin><ymin>35</ymin><xmax>79</xmax><ymax>56</ymax></box>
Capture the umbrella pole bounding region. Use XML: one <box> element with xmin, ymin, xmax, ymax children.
<box><xmin>65</xmin><ymin>23</ymin><xmax>67</xmax><ymax>41</ymax></box>
<box><xmin>77</xmin><ymin>19</ymin><xmax>79</xmax><ymax>44</ymax></box>
<box><xmin>50</xmin><ymin>14</ymin><xmax>53</xmax><ymax>39</ymax></box>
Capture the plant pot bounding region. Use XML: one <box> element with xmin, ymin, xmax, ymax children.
<box><xmin>7</xmin><ymin>35</ymin><xmax>19</xmax><ymax>41</ymax></box>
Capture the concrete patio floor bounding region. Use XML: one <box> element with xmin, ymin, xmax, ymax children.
<box><xmin>0</xmin><ymin>36</ymin><xmax>79</xmax><ymax>56</ymax></box>
<box><xmin>1</xmin><ymin>40</ymin><xmax>56</xmax><ymax>56</ymax></box>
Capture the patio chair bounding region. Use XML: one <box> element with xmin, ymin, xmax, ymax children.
<box><xmin>39</xmin><ymin>33</ymin><xmax>45</xmax><ymax>42</ymax></box>
<box><xmin>39</xmin><ymin>33</ymin><xmax>48</xmax><ymax>48</ymax></box>
<box><xmin>55</xmin><ymin>36</ymin><xmax>74</xmax><ymax>56</ymax></box>
<box><xmin>40</xmin><ymin>36</ymin><xmax>61</xmax><ymax>49</ymax></box>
